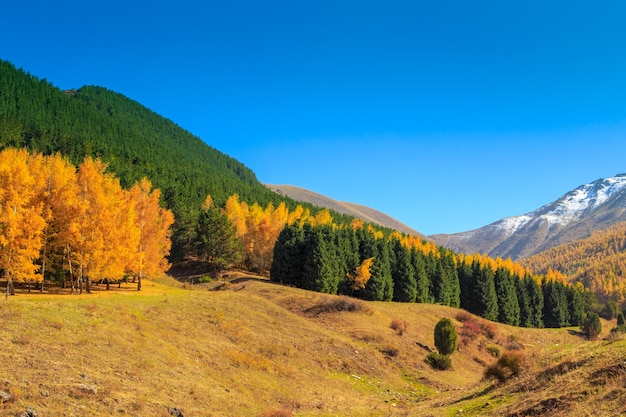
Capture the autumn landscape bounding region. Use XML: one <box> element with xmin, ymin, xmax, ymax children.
<box><xmin>1</xmin><ymin>60</ymin><xmax>626</xmax><ymax>417</ymax></box>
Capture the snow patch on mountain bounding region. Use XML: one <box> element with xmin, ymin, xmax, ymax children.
<box><xmin>495</xmin><ymin>215</ymin><xmax>533</xmax><ymax>236</ymax></box>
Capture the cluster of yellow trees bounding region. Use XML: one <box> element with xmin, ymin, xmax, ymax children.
<box><xmin>0</xmin><ymin>148</ymin><xmax>174</xmax><ymax>294</ymax></box>
<box><xmin>223</xmin><ymin>194</ymin><xmax>335</xmax><ymax>273</ymax></box>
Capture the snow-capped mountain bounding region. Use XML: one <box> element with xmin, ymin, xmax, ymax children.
<box><xmin>431</xmin><ymin>174</ymin><xmax>626</xmax><ymax>260</ymax></box>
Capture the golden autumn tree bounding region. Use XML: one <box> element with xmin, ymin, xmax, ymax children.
<box><xmin>0</xmin><ymin>149</ymin><xmax>46</xmax><ymax>294</ymax></box>
<box><xmin>30</xmin><ymin>153</ymin><xmax>82</xmax><ymax>291</ymax></box>
<box><xmin>75</xmin><ymin>157</ymin><xmax>137</xmax><ymax>293</ymax></box>
<box><xmin>347</xmin><ymin>257</ymin><xmax>374</xmax><ymax>294</ymax></box>
<box><xmin>128</xmin><ymin>178</ymin><xmax>174</xmax><ymax>290</ymax></box>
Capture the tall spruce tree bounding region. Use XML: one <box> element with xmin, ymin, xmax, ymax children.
<box><xmin>391</xmin><ymin>239</ymin><xmax>417</xmax><ymax>302</ymax></box>
<box><xmin>525</xmin><ymin>275</ymin><xmax>544</xmax><ymax>328</ymax></box>
<box><xmin>494</xmin><ymin>267</ymin><xmax>521</xmax><ymax>326</ymax></box>
<box><xmin>194</xmin><ymin>203</ymin><xmax>242</xmax><ymax>273</ymax></box>
<box><xmin>471</xmin><ymin>260</ymin><xmax>499</xmax><ymax>321</ymax></box>
<box><xmin>542</xmin><ymin>279</ymin><xmax>570</xmax><ymax>328</ymax></box>
<box><xmin>301</xmin><ymin>226</ymin><xmax>338</xmax><ymax>294</ymax></box>
<box><xmin>411</xmin><ymin>248</ymin><xmax>431</xmax><ymax>303</ymax></box>
<box><xmin>270</xmin><ymin>223</ymin><xmax>305</xmax><ymax>286</ymax></box>
<box><xmin>363</xmin><ymin>238</ymin><xmax>393</xmax><ymax>301</ymax></box>
<box><xmin>515</xmin><ymin>275</ymin><xmax>533</xmax><ymax>327</ymax></box>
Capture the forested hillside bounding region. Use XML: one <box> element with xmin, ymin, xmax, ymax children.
<box><xmin>521</xmin><ymin>221</ymin><xmax>626</xmax><ymax>304</ymax></box>
<box><xmin>0</xmin><ymin>60</ymin><xmax>348</xmax><ymax>258</ymax></box>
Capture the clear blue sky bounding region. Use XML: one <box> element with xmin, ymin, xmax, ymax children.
<box><xmin>3</xmin><ymin>1</ymin><xmax>626</xmax><ymax>235</ymax></box>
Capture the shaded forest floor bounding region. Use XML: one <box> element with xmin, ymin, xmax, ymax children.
<box><xmin>0</xmin><ymin>271</ymin><xmax>624</xmax><ymax>416</ymax></box>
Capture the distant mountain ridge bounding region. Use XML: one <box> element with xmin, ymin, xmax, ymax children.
<box><xmin>266</xmin><ymin>184</ymin><xmax>425</xmax><ymax>237</ymax></box>
<box><xmin>431</xmin><ymin>174</ymin><xmax>626</xmax><ymax>260</ymax></box>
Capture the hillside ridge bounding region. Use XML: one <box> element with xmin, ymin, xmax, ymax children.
<box><xmin>266</xmin><ymin>183</ymin><xmax>426</xmax><ymax>237</ymax></box>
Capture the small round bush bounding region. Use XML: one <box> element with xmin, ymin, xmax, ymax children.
<box><xmin>426</xmin><ymin>352</ymin><xmax>452</xmax><ymax>370</ymax></box>
<box><xmin>434</xmin><ymin>318</ymin><xmax>458</xmax><ymax>356</ymax></box>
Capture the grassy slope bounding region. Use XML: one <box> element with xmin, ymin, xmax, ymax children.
<box><xmin>0</xmin><ymin>276</ymin><xmax>624</xmax><ymax>417</ymax></box>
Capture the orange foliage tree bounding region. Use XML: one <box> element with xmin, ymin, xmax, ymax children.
<box><xmin>0</xmin><ymin>149</ymin><xmax>46</xmax><ymax>294</ymax></box>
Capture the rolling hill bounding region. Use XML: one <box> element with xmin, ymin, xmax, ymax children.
<box><xmin>0</xmin><ymin>276</ymin><xmax>623</xmax><ymax>417</ymax></box>
<box><xmin>266</xmin><ymin>184</ymin><xmax>425</xmax><ymax>237</ymax></box>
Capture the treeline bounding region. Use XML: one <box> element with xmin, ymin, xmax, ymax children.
<box><xmin>270</xmin><ymin>223</ymin><xmax>591</xmax><ymax>328</ymax></box>
<box><xmin>0</xmin><ymin>148</ymin><xmax>173</xmax><ymax>294</ymax></box>
<box><xmin>0</xmin><ymin>59</ymin><xmax>352</xmax><ymax>259</ymax></box>
<box><xmin>521</xmin><ymin>221</ymin><xmax>626</xmax><ymax>304</ymax></box>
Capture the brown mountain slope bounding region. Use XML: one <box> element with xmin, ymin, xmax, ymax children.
<box><xmin>520</xmin><ymin>221</ymin><xmax>626</xmax><ymax>303</ymax></box>
<box><xmin>266</xmin><ymin>184</ymin><xmax>425</xmax><ymax>237</ymax></box>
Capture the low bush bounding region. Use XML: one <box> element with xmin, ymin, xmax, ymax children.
<box><xmin>426</xmin><ymin>352</ymin><xmax>452</xmax><ymax>370</ymax></box>
<box><xmin>486</xmin><ymin>344</ymin><xmax>501</xmax><ymax>358</ymax></box>
<box><xmin>390</xmin><ymin>318</ymin><xmax>408</xmax><ymax>336</ymax></box>
<box><xmin>484</xmin><ymin>351</ymin><xmax>525</xmax><ymax>383</ymax></box>
<box><xmin>460</xmin><ymin>319</ymin><xmax>482</xmax><ymax>344</ymax></box>
<box><xmin>306</xmin><ymin>296</ymin><xmax>371</xmax><ymax>315</ymax></box>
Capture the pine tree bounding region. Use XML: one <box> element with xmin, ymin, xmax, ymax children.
<box><xmin>495</xmin><ymin>267</ymin><xmax>520</xmax><ymax>326</ymax></box>
<box><xmin>301</xmin><ymin>226</ymin><xmax>338</xmax><ymax>294</ymax></box>
<box><xmin>391</xmin><ymin>239</ymin><xmax>417</xmax><ymax>303</ymax></box>
<box><xmin>525</xmin><ymin>275</ymin><xmax>544</xmax><ymax>328</ymax></box>
<box><xmin>542</xmin><ymin>279</ymin><xmax>570</xmax><ymax>328</ymax></box>
<box><xmin>270</xmin><ymin>223</ymin><xmax>305</xmax><ymax>286</ymax></box>
<box><xmin>515</xmin><ymin>275</ymin><xmax>533</xmax><ymax>327</ymax></box>
<box><xmin>411</xmin><ymin>248</ymin><xmax>431</xmax><ymax>303</ymax></box>
<box><xmin>362</xmin><ymin>238</ymin><xmax>393</xmax><ymax>301</ymax></box>
<box><xmin>471</xmin><ymin>260</ymin><xmax>499</xmax><ymax>321</ymax></box>
<box><xmin>195</xmin><ymin>197</ymin><xmax>242</xmax><ymax>274</ymax></box>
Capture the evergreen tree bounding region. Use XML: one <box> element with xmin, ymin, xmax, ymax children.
<box><xmin>515</xmin><ymin>275</ymin><xmax>533</xmax><ymax>327</ymax></box>
<box><xmin>270</xmin><ymin>223</ymin><xmax>305</xmax><ymax>286</ymax></box>
<box><xmin>391</xmin><ymin>239</ymin><xmax>417</xmax><ymax>303</ymax></box>
<box><xmin>494</xmin><ymin>267</ymin><xmax>520</xmax><ymax>326</ymax></box>
<box><xmin>195</xmin><ymin>203</ymin><xmax>242</xmax><ymax>273</ymax></box>
<box><xmin>301</xmin><ymin>226</ymin><xmax>338</xmax><ymax>294</ymax></box>
<box><xmin>580</xmin><ymin>311</ymin><xmax>602</xmax><ymax>340</ymax></box>
<box><xmin>525</xmin><ymin>275</ymin><xmax>544</xmax><ymax>328</ymax></box>
<box><xmin>458</xmin><ymin>260</ymin><xmax>474</xmax><ymax>312</ymax></box>
<box><xmin>470</xmin><ymin>260</ymin><xmax>499</xmax><ymax>321</ymax></box>
<box><xmin>542</xmin><ymin>279</ymin><xmax>570</xmax><ymax>328</ymax></box>
<box><xmin>566</xmin><ymin>285</ymin><xmax>585</xmax><ymax>326</ymax></box>
<box><xmin>411</xmin><ymin>248</ymin><xmax>431</xmax><ymax>303</ymax></box>
<box><xmin>362</xmin><ymin>238</ymin><xmax>393</xmax><ymax>301</ymax></box>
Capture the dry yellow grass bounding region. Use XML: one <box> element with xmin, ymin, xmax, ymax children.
<box><xmin>0</xmin><ymin>275</ymin><xmax>624</xmax><ymax>416</ymax></box>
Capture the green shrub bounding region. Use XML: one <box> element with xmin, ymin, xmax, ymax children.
<box><xmin>434</xmin><ymin>318</ymin><xmax>458</xmax><ymax>356</ymax></box>
<box><xmin>580</xmin><ymin>311</ymin><xmax>602</xmax><ymax>340</ymax></box>
<box><xmin>426</xmin><ymin>352</ymin><xmax>452</xmax><ymax>370</ymax></box>
<box><xmin>486</xmin><ymin>344</ymin><xmax>501</xmax><ymax>358</ymax></box>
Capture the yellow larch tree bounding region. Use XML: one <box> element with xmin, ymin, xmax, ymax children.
<box><xmin>347</xmin><ymin>257</ymin><xmax>375</xmax><ymax>293</ymax></box>
<box><xmin>30</xmin><ymin>152</ymin><xmax>82</xmax><ymax>291</ymax></box>
<box><xmin>128</xmin><ymin>178</ymin><xmax>174</xmax><ymax>290</ymax></box>
<box><xmin>0</xmin><ymin>149</ymin><xmax>46</xmax><ymax>294</ymax></box>
<box><xmin>75</xmin><ymin>157</ymin><xmax>137</xmax><ymax>293</ymax></box>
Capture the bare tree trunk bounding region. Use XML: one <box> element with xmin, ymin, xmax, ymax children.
<box><xmin>137</xmin><ymin>271</ymin><xmax>142</xmax><ymax>291</ymax></box>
